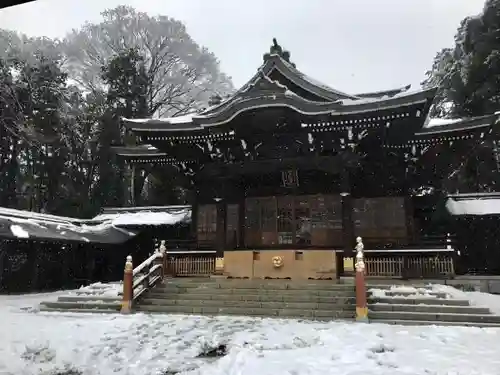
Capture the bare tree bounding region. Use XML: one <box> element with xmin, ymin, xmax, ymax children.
<box><xmin>61</xmin><ymin>6</ymin><xmax>234</xmax><ymax>117</ymax></box>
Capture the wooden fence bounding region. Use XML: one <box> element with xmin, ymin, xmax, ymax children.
<box><xmin>341</xmin><ymin>250</ymin><xmax>455</xmax><ymax>278</ymax></box>
<box><xmin>364</xmin><ymin>254</ymin><xmax>454</xmax><ymax>278</ymax></box>
<box><xmin>168</xmin><ymin>253</ymin><xmax>216</xmax><ymax>276</ymax></box>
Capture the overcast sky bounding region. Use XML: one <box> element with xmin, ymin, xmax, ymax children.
<box><xmin>0</xmin><ymin>0</ymin><xmax>487</xmax><ymax>93</ymax></box>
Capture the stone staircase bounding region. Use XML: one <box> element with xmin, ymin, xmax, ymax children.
<box><xmin>367</xmin><ymin>284</ymin><xmax>500</xmax><ymax>328</ymax></box>
<box><xmin>37</xmin><ymin>280</ymin><xmax>500</xmax><ymax>328</ymax></box>
<box><xmin>135</xmin><ymin>278</ymin><xmax>356</xmax><ymax>320</ymax></box>
<box><xmin>39</xmin><ymin>282</ymin><xmax>122</xmax><ymax>314</ymax></box>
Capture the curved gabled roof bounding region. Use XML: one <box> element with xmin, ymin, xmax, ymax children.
<box><xmin>417</xmin><ymin>113</ymin><xmax>499</xmax><ymax>136</ymax></box>
<box><xmin>122</xmin><ymin>39</ymin><xmax>438</xmax><ymax>132</ymax></box>
<box><xmin>265</xmin><ymin>55</ymin><xmax>359</xmax><ymax>101</ymax></box>
<box><xmin>354</xmin><ymin>84</ymin><xmax>412</xmax><ymax>99</ymax></box>
<box><xmin>123</xmin><ymin>86</ymin><xmax>437</xmax><ymax>132</ymax></box>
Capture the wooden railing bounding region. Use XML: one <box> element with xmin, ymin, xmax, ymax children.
<box><xmin>132</xmin><ymin>252</ymin><xmax>164</xmax><ymax>300</ymax></box>
<box><xmin>121</xmin><ymin>250</ymin><xmax>165</xmax><ymax>313</ymax></box>
<box><xmin>339</xmin><ymin>232</ymin><xmax>456</xmax><ymax>279</ymax></box>
<box><xmin>344</xmin><ymin>249</ymin><xmax>455</xmax><ymax>278</ymax></box>
<box><xmin>167</xmin><ymin>251</ymin><xmax>217</xmax><ymax>277</ymax></box>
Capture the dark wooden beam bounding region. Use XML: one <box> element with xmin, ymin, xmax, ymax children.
<box><xmin>197</xmin><ymin>154</ymin><xmax>361</xmax><ymax>178</ymax></box>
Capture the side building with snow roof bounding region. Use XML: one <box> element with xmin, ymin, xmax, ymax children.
<box><xmin>0</xmin><ymin>205</ymin><xmax>191</xmax><ymax>292</ymax></box>
<box><xmin>113</xmin><ymin>38</ymin><xmax>500</xmax><ymax>279</ymax></box>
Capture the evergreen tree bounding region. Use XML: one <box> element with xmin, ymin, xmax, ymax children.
<box><xmin>422</xmin><ymin>0</ymin><xmax>500</xmax><ymax>192</ymax></box>
<box><xmin>423</xmin><ymin>0</ymin><xmax>500</xmax><ymax>117</ymax></box>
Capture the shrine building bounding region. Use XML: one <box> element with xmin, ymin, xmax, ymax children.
<box><xmin>114</xmin><ymin>39</ymin><xmax>500</xmax><ymax>280</ymax></box>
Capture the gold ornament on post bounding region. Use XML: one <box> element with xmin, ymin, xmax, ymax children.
<box><xmin>272</xmin><ymin>256</ymin><xmax>284</xmax><ymax>268</ymax></box>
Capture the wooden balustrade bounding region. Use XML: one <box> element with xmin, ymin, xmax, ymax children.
<box><xmin>364</xmin><ymin>254</ymin><xmax>454</xmax><ymax>278</ymax></box>
<box><xmin>168</xmin><ymin>255</ymin><xmax>216</xmax><ymax>276</ymax></box>
<box><xmin>121</xmin><ymin>243</ymin><xmax>167</xmax><ymax>313</ymax></box>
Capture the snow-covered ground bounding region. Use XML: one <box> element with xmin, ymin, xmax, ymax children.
<box><xmin>1</xmin><ymin>290</ymin><xmax>500</xmax><ymax>375</ymax></box>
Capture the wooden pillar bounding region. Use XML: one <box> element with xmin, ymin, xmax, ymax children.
<box><xmin>130</xmin><ymin>164</ymin><xmax>136</xmax><ymax>206</ymax></box>
<box><xmin>191</xmin><ymin>189</ymin><xmax>199</xmax><ymax>246</ymax></box>
<box><xmin>237</xmin><ymin>186</ymin><xmax>246</xmax><ymax>249</ymax></box>
<box><xmin>86</xmin><ymin>247</ymin><xmax>96</xmax><ymax>283</ymax></box>
<box><xmin>60</xmin><ymin>244</ymin><xmax>70</xmax><ymax>289</ymax></box>
<box><xmin>403</xmin><ymin>164</ymin><xmax>415</xmax><ymax>244</ymax></box>
<box><xmin>404</xmin><ymin>196</ymin><xmax>414</xmax><ymax>244</ymax></box>
<box><xmin>0</xmin><ymin>241</ymin><xmax>5</xmax><ymax>291</ymax></box>
<box><xmin>341</xmin><ymin>169</ymin><xmax>354</xmax><ymax>257</ymax></box>
<box><xmin>237</xmin><ymin>202</ymin><xmax>245</xmax><ymax>249</ymax></box>
<box><xmin>216</xmin><ymin>200</ymin><xmax>226</xmax><ymax>257</ymax></box>
<box><xmin>30</xmin><ymin>243</ymin><xmax>40</xmax><ymax>291</ymax></box>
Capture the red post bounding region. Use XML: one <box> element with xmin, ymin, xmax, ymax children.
<box><xmin>121</xmin><ymin>255</ymin><xmax>133</xmax><ymax>314</ymax></box>
<box><xmin>159</xmin><ymin>240</ymin><xmax>170</xmax><ymax>278</ymax></box>
<box><xmin>354</xmin><ymin>237</ymin><xmax>368</xmax><ymax>322</ymax></box>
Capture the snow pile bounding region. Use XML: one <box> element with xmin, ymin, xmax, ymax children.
<box><xmin>10</xmin><ymin>224</ymin><xmax>29</xmax><ymax>238</ymax></box>
<box><xmin>73</xmin><ymin>282</ymin><xmax>122</xmax><ymax>298</ymax></box>
<box><xmin>433</xmin><ymin>284</ymin><xmax>500</xmax><ymax>316</ymax></box>
<box><xmin>369</xmin><ymin>285</ymin><xmax>439</xmax><ymax>299</ymax></box>
<box><xmin>1</xmin><ymin>291</ymin><xmax>500</xmax><ymax>375</ymax></box>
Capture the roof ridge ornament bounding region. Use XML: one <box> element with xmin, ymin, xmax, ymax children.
<box><xmin>263</xmin><ymin>38</ymin><xmax>296</xmax><ymax>68</ymax></box>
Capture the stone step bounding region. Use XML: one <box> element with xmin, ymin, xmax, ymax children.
<box><xmin>370</xmin><ymin>319</ymin><xmax>500</xmax><ymax>328</ymax></box>
<box><xmin>140</xmin><ymin>298</ymin><xmax>355</xmax><ymax>310</ymax></box>
<box><xmin>158</xmin><ymin>282</ymin><xmax>355</xmax><ymax>291</ymax></box>
<box><xmin>368</xmin><ymin>297</ymin><xmax>470</xmax><ymax>306</ymax></box>
<box><xmin>369</xmin><ymin>310</ymin><xmax>500</xmax><ymax>324</ymax></box>
<box><xmin>136</xmin><ymin>304</ymin><xmax>355</xmax><ymax>319</ymax></box>
<box><xmin>146</xmin><ymin>291</ymin><xmax>355</xmax><ymax>302</ymax></box>
<box><xmin>151</xmin><ymin>288</ymin><xmax>356</xmax><ymax>297</ymax></box>
<box><xmin>369</xmin><ymin>303</ymin><xmax>491</xmax><ymax>315</ymax></box>
<box><xmin>73</xmin><ymin>290</ymin><xmax>120</xmax><ymax>296</ymax></box>
<box><xmin>41</xmin><ymin>301</ymin><xmax>121</xmax><ymax>311</ymax></box>
<box><xmin>57</xmin><ymin>295</ymin><xmax>121</xmax><ymax>303</ymax></box>
<box><xmin>380</xmin><ymin>291</ymin><xmax>447</xmax><ymax>298</ymax></box>
<box><xmin>39</xmin><ymin>306</ymin><xmax>120</xmax><ymax>314</ymax></box>
<box><xmin>366</xmin><ymin>285</ymin><xmax>433</xmax><ymax>290</ymax></box>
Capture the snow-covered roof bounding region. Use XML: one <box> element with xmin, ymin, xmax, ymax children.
<box><xmin>0</xmin><ymin>214</ymin><xmax>135</xmax><ymax>244</ymax></box>
<box><xmin>446</xmin><ymin>195</ymin><xmax>500</xmax><ymax>216</ymax></box>
<box><xmin>354</xmin><ymin>84</ymin><xmax>412</xmax><ymax>99</ymax></box>
<box><xmin>426</xmin><ymin>118</ymin><xmax>464</xmax><ymax>128</ymax></box>
<box><xmin>92</xmin><ymin>206</ymin><xmax>191</xmax><ymax>227</ymax></box>
<box><xmin>121</xmin><ymin>49</ymin><xmax>433</xmax><ymax>133</ymax></box>
<box><xmin>122</xmin><ymin>86</ymin><xmax>436</xmax><ymax>131</ymax></box>
<box><xmin>418</xmin><ymin>113</ymin><xmax>499</xmax><ymax>136</ymax></box>
<box><xmin>0</xmin><ymin>206</ymin><xmax>192</xmax><ymax>243</ymax></box>
<box><xmin>0</xmin><ymin>207</ymin><xmax>86</xmax><ymax>224</ymax></box>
